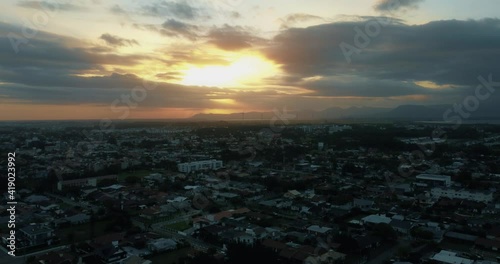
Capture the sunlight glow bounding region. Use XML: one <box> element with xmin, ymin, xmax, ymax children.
<box><xmin>180</xmin><ymin>55</ymin><xmax>279</xmax><ymax>87</ymax></box>
<box><xmin>415</xmin><ymin>80</ymin><xmax>454</xmax><ymax>89</ymax></box>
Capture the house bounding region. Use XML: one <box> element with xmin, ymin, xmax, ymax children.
<box><xmin>66</xmin><ymin>213</ymin><xmax>90</xmax><ymax>225</ymax></box>
<box><xmin>431</xmin><ymin>188</ymin><xmax>493</xmax><ymax>203</ymax></box>
<box><xmin>24</xmin><ymin>195</ymin><xmax>50</xmax><ymax>204</ymax></box>
<box><xmin>430</xmin><ymin>250</ymin><xmax>474</xmax><ymax>264</ymax></box>
<box><xmin>361</xmin><ymin>214</ymin><xmax>391</xmax><ymax>225</ymax></box>
<box><xmin>96</xmin><ymin>243</ymin><xmax>128</xmax><ymax>263</ymax></box>
<box><xmin>234</xmin><ymin>231</ymin><xmax>255</xmax><ymax>245</ymax></box>
<box><xmin>353</xmin><ymin>198</ymin><xmax>374</xmax><ymax>211</ymax></box>
<box><xmin>35</xmin><ymin>251</ymin><xmax>75</xmax><ymax>264</ymax></box>
<box><xmin>390</xmin><ymin>220</ymin><xmax>413</xmax><ymax>235</ymax></box>
<box><xmin>306</xmin><ymin>225</ymin><xmax>332</xmax><ymax>236</ymax></box>
<box><xmin>19</xmin><ymin>224</ymin><xmax>54</xmax><ymax>247</ymax></box>
<box><xmin>177</xmin><ymin>159</ymin><xmax>223</xmax><ymax>173</ymax></box>
<box><xmin>415</xmin><ymin>174</ymin><xmax>451</xmax><ymax>187</ymax></box>
<box><xmin>124</xmin><ymin>255</ymin><xmax>153</xmax><ymax>264</ymax></box>
<box><xmin>284</xmin><ymin>190</ymin><xmax>301</xmax><ymax>199</ymax></box>
<box><xmin>147</xmin><ymin>238</ymin><xmax>177</xmax><ymax>252</ymax></box>
<box><xmin>305</xmin><ymin>250</ymin><xmax>346</xmax><ymax>264</ymax></box>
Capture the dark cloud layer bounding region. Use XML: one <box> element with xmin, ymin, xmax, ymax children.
<box><xmin>207</xmin><ymin>25</ymin><xmax>266</xmax><ymax>51</ymax></box>
<box><xmin>141</xmin><ymin>1</ymin><xmax>198</xmax><ymax>20</ymax></box>
<box><xmin>99</xmin><ymin>34</ymin><xmax>139</xmax><ymax>47</ymax></box>
<box><xmin>280</xmin><ymin>13</ymin><xmax>324</xmax><ymax>29</ymax></box>
<box><xmin>17</xmin><ymin>0</ymin><xmax>88</xmax><ymax>12</ymax></box>
<box><xmin>1</xmin><ymin>15</ymin><xmax>500</xmax><ymax>111</ymax></box>
<box><xmin>374</xmin><ymin>0</ymin><xmax>424</xmax><ymax>12</ymax></box>
<box><xmin>263</xmin><ymin>18</ymin><xmax>500</xmax><ymax>98</ymax></box>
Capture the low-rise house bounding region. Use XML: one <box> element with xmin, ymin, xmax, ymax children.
<box><xmin>430</xmin><ymin>250</ymin><xmax>474</xmax><ymax>264</ymax></box>
<box><xmin>147</xmin><ymin>238</ymin><xmax>177</xmax><ymax>252</ymax></box>
<box><xmin>390</xmin><ymin>220</ymin><xmax>413</xmax><ymax>235</ymax></box>
<box><xmin>353</xmin><ymin>198</ymin><xmax>374</xmax><ymax>212</ymax></box>
<box><xmin>307</xmin><ymin>225</ymin><xmax>333</xmax><ymax>236</ymax></box>
<box><xmin>19</xmin><ymin>224</ymin><xmax>55</xmax><ymax>247</ymax></box>
<box><xmin>361</xmin><ymin>214</ymin><xmax>392</xmax><ymax>225</ymax></box>
<box><xmin>305</xmin><ymin>250</ymin><xmax>346</xmax><ymax>264</ymax></box>
<box><xmin>66</xmin><ymin>213</ymin><xmax>90</xmax><ymax>225</ymax></box>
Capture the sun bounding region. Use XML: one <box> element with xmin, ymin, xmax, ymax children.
<box><xmin>180</xmin><ymin>55</ymin><xmax>279</xmax><ymax>87</ymax></box>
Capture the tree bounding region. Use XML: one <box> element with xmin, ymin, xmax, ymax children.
<box><xmin>125</xmin><ymin>176</ymin><xmax>140</xmax><ymax>185</ymax></box>
<box><xmin>371</xmin><ymin>223</ymin><xmax>397</xmax><ymax>241</ymax></box>
<box><xmin>98</xmin><ymin>178</ymin><xmax>118</xmax><ymax>187</ymax></box>
<box><xmin>410</xmin><ymin>227</ymin><xmax>434</xmax><ymax>240</ymax></box>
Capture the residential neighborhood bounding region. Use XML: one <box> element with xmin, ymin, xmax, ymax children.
<box><xmin>0</xmin><ymin>121</ymin><xmax>499</xmax><ymax>263</ymax></box>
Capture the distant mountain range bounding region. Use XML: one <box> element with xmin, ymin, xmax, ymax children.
<box><xmin>190</xmin><ymin>103</ymin><xmax>500</xmax><ymax>121</ymax></box>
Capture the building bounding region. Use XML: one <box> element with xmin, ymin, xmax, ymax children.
<box><xmin>361</xmin><ymin>214</ymin><xmax>392</xmax><ymax>225</ymax></box>
<box><xmin>177</xmin><ymin>159</ymin><xmax>223</xmax><ymax>173</ymax></box>
<box><xmin>353</xmin><ymin>199</ymin><xmax>374</xmax><ymax>212</ymax></box>
<box><xmin>306</xmin><ymin>225</ymin><xmax>332</xmax><ymax>236</ymax></box>
<box><xmin>66</xmin><ymin>213</ymin><xmax>91</xmax><ymax>225</ymax></box>
<box><xmin>147</xmin><ymin>238</ymin><xmax>177</xmax><ymax>252</ymax></box>
<box><xmin>430</xmin><ymin>250</ymin><xmax>474</xmax><ymax>264</ymax></box>
<box><xmin>57</xmin><ymin>175</ymin><xmax>117</xmax><ymax>191</ymax></box>
<box><xmin>19</xmin><ymin>224</ymin><xmax>55</xmax><ymax>247</ymax></box>
<box><xmin>415</xmin><ymin>174</ymin><xmax>451</xmax><ymax>187</ymax></box>
<box><xmin>431</xmin><ymin>188</ymin><xmax>493</xmax><ymax>203</ymax></box>
<box><xmin>305</xmin><ymin>250</ymin><xmax>346</xmax><ymax>264</ymax></box>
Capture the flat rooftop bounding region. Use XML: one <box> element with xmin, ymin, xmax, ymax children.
<box><xmin>416</xmin><ymin>174</ymin><xmax>451</xmax><ymax>180</ymax></box>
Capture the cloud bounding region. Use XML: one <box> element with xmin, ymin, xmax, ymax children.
<box><xmin>133</xmin><ymin>19</ymin><xmax>200</xmax><ymax>40</ymax></box>
<box><xmin>17</xmin><ymin>1</ymin><xmax>88</xmax><ymax>12</ymax></box>
<box><xmin>110</xmin><ymin>4</ymin><xmax>127</xmax><ymax>14</ymax></box>
<box><xmin>141</xmin><ymin>1</ymin><xmax>198</xmax><ymax>20</ymax></box>
<box><xmin>207</xmin><ymin>25</ymin><xmax>266</xmax><ymax>51</ymax></box>
<box><xmin>280</xmin><ymin>13</ymin><xmax>324</xmax><ymax>29</ymax></box>
<box><xmin>374</xmin><ymin>0</ymin><xmax>424</xmax><ymax>12</ymax></box>
<box><xmin>0</xmin><ymin>22</ymin><xmax>155</xmax><ymax>90</ymax></box>
<box><xmin>99</xmin><ymin>34</ymin><xmax>139</xmax><ymax>47</ymax></box>
<box><xmin>160</xmin><ymin>19</ymin><xmax>200</xmax><ymax>40</ymax></box>
<box><xmin>262</xmin><ymin>18</ymin><xmax>500</xmax><ymax>100</ymax></box>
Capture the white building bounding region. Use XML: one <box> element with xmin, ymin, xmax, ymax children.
<box><xmin>147</xmin><ymin>238</ymin><xmax>177</xmax><ymax>252</ymax></box>
<box><xmin>430</xmin><ymin>250</ymin><xmax>474</xmax><ymax>264</ymax></box>
<box><xmin>361</xmin><ymin>214</ymin><xmax>392</xmax><ymax>225</ymax></box>
<box><xmin>177</xmin><ymin>159</ymin><xmax>223</xmax><ymax>173</ymax></box>
<box><xmin>431</xmin><ymin>188</ymin><xmax>493</xmax><ymax>203</ymax></box>
<box><xmin>415</xmin><ymin>174</ymin><xmax>451</xmax><ymax>187</ymax></box>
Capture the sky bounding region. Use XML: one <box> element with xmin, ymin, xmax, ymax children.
<box><xmin>0</xmin><ymin>0</ymin><xmax>499</xmax><ymax>120</ymax></box>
